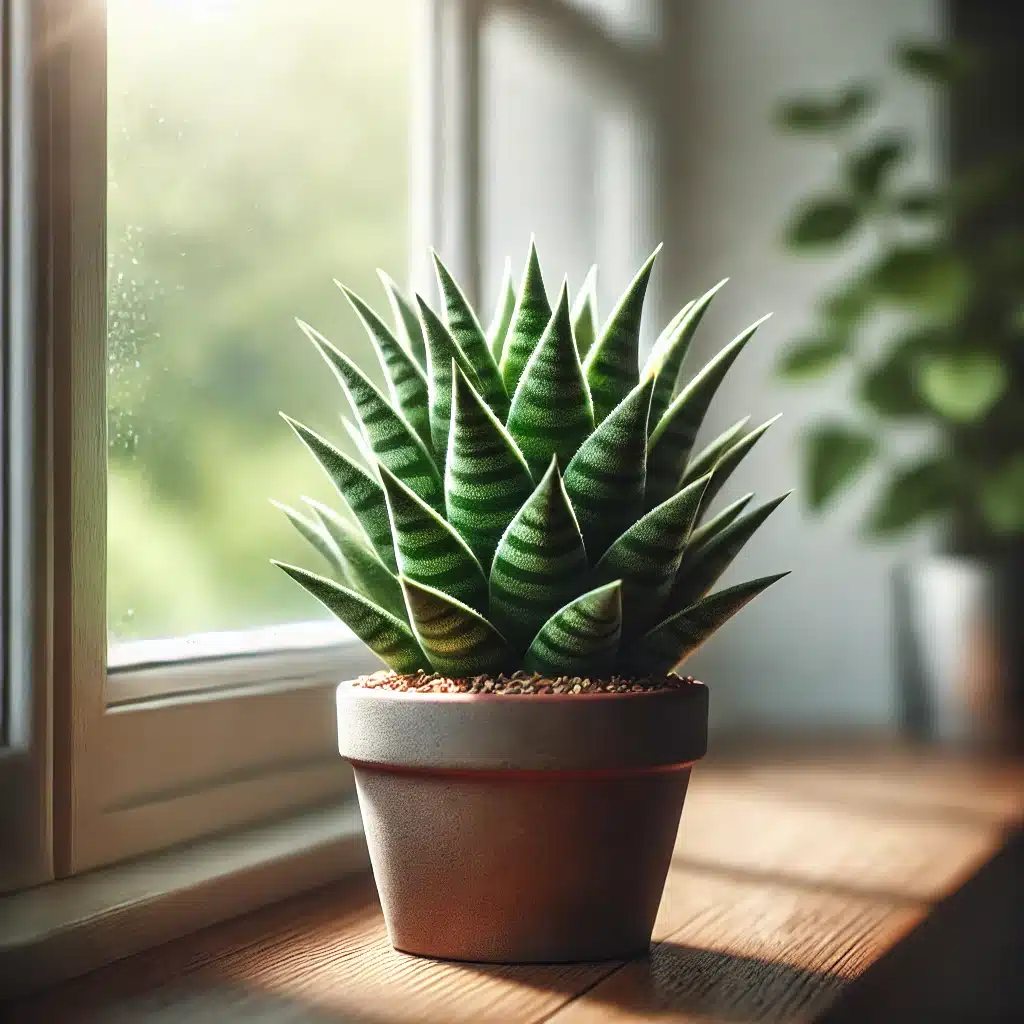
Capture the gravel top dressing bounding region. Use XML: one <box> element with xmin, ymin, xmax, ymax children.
<box><xmin>353</xmin><ymin>669</ymin><xmax>699</xmax><ymax>695</ymax></box>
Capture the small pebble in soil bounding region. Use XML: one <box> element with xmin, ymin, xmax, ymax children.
<box><xmin>353</xmin><ymin>668</ymin><xmax>698</xmax><ymax>695</ymax></box>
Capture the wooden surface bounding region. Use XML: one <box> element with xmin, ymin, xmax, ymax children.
<box><xmin>6</xmin><ymin>747</ymin><xmax>1023</xmax><ymax>1023</ymax></box>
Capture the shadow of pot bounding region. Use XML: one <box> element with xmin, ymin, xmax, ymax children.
<box><xmin>336</xmin><ymin>681</ymin><xmax>709</xmax><ymax>963</ymax></box>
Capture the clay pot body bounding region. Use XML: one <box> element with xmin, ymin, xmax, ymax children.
<box><xmin>336</xmin><ymin>681</ymin><xmax>708</xmax><ymax>963</ymax></box>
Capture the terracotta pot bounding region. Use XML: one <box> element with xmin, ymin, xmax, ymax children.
<box><xmin>336</xmin><ymin>680</ymin><xmax>709</xmax><ymax>963</ymax></box>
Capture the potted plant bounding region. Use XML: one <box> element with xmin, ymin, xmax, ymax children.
<box><xmin>273</xmin><ymin>240</ymin><xmax>789</xmax><ymax>963</ymax></box>
<box><xmin>774</xmin><ymin>41</ymin><xmax>1024</xmax><ymax>749</ymax></box>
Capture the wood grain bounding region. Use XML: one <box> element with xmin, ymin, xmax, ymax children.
<box><xmin>6</xmin><ymin>749</ymin><xmax>1023</xmax><ymax>1023</ymax></box>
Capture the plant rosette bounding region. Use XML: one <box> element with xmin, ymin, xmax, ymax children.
<box><xmin>272</xmin><ymin>241</ymin><xmax>790</xmax><ymax>961</ymax></box>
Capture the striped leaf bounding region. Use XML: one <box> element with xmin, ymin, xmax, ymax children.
<box><xmin>571</xmin><ymin>264</ymin><xmax>598</xmax><ymax>358</ymax></box>
<box><xmin>489</xmin><ymin>458</ymin><xmax>589</xmax><ymax>651</ymax></box>
<box><xmin>401</xmin><ymin>576</ymin><xmax>509</xmax><ymax>677</ymax></box>
<box><xmin>378</xmin><ymin>270</ymin><xmax>427</xmax><ymax>371</ymax></box>
<box><xmin>688</xmin><ymin>492</ymin><xmax>754</xmax><ymax>549</ymax></box>
<box><xmin>303</xmin><ymin>498</ymin><xmax>406</xmax><ymax>620</ymax></box>
<box><xmin>338</xmin><ymin>283</ymin><xmax>433</xmax><ymax>453</ymax></box>
<box><xmin>271</xmin><ymin>500</ymin><xmax>348</xmax><ymax>583</ymax></box>
<box><xmin>298</xmin><ymin>319</ymin><xmax>444</xmax><ymax>511</ymax></box>
<box><xmin>523</xmin><ymin>581</ymin><xmax>622</xmax><ymax>678</ymax></box>
<box><xmin>646</xmin><ymin>313</ymin><xmax>771</xmax><ymax>509</ymax></box>
<box><xmin>378</xmin><ymin>461</ymin><xmax>488</xmax><ymax>615</ymax></box>
<box><xmin>627</xmin><ymin>573</ymin><xmax>790</xmax><ymax>676</ymax></box>
<box><xmin>432</xmin><ymin>250</ymin><xmax>509</xmax><ymax>419</ymax></box>
<box><xmin>446</xmin><ymin>363</ymin><xmax>535</xmax><ymax>570</ymax></box>
<box><xmin>274</xmin><ymin>562</ymin><xmax>426</xmax><ymax>673</ymax></box>
<box><xmin>563</xmin><ymin>375</ymin><xmax>653</xmax><ymax>562</ymax></box>
<box><xmin>672</xmin><ymin>491</ymin><xmax>791</xmax><ymax>609</ymax></box>
<box><xmin>416</xmin><ymin>295</ymin><xmax>483</xmax><ymax>459</ymax></box>
<box><xmin>643</xmin><ymin>278</ymin><xmax>729</xmax><ymax>427</ymax></box>
<box><xmin>583</xmin><ymin>245</ymin><xmax>661</xmax><ymax>424</ymax></box>
<box><xmin>679</xmin><ymin>417</ymin><xmax>750</xmax><ymax>491</ymax></box>
<box><xmin>340</xmin><ymin>415</ymin><xmax>381</xmax><ymax>476</ymax></box>
<box><xmin>500</xmin><ymin>237</ymin><xmax>552</xmax><ymax>395</ymax></box>
<box><xmin>486</xmin><ymin>257</ymin><xmax>517</xmax><ymax>362</ymax></box>
<box><xmin>280</xmin><ymin>415</ymin><xmax>396</xmax><ymax>572</ymax></box>
<box><xmin>698</xmin><ymin>414</ymin><xmax>782</xmax><ymax>514</ymax></box>
<box><xmin>506</xmin><ymin>282</ymin><xmax>595</xmax><ymax>478</ymax></box>
<box><xmin>595</xmin><ymin>474</ymin><xmax>711</xmax><ymax>637</ymax></box>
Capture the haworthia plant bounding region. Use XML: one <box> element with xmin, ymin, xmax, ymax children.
<box><xmin>642</xmin><ymin>278</ymin><xmax>729</xmax><ymax>428</ymax></box>
<box><xmin>378</xmin><ymin>270</ymin><xmax>427</xmax><ymax>371</ymax></box>
<box><xmin>570</xmin><ymin>264</ymin><xmax>598</xmax><ymax>359</ymax></box>
<box><xmin>646</xmin><ymin>313</ymin><xmax>772</xmax><ymax>510</ymax></box>
<box><xmin>338</xmin><ymin>283</ymin><xmax>433</xmax><ymax>453</ymax></box>
<box><xmin>632</xmin><ymin>573</ymin><xmax>790</xmax><ymax>677</ymax></box>
<box><xmin>279</xmin><ymin>415</ymin><xmax>397</xmax><ymax>572</ymax></box>
<box><xmin>563</xmin><ymin>375</ymin><xmax>653</xmax><ymax>562</ymax></box>
<box><xmin>445</xmin><ymin>363</ymin><xmax>534</xmax><ymax>570</ymax></box>
<box><xmin>500</xmin><ymin>238</ymin><xmax>551</xmax><ymax>395</ymax></box>
<box><xmin>431</xmin><ymin>251</ymin><xmax>510</xmax><ymax>420</ymax></box>
<box><xmin>297</xmin><ymin>319</ymin><xmax>444</xmax><ymax>512</ymax></box>
<box><xmin>489</xmin><ymin>457</ymin><xmax>588</xmax><ymax>650</ymax></box>
<box><xmin>301</xmin><ymin>497</ymin><xmax>406</xmax><ymax>620</ymax></box>
<box><xmin>584</xmin><ymin>246</ymin><xmax>661</xmax><ymax>425</ymax></box>
<box><xmin>486</xmin><ymin>258</ymin><xmax>516</xmax><ymax>363</ymax></box>
<box><xmin>523</xmin><ymin>581</ymin><xmax>622</xmax><ymax>677</ymax></box>
<box><xmin>275</xmin><ymin>243</ymin><xmax>789</xmax><ymax>678</ymax></box>
<box><xmin>274</xmin><ymin>562</ymin><xmax>426</xmax><ymax>673</ymax></box>
<box><xmin>506</xmin><ymin>282</ymin><xmax>595</xmax><ymax>478</ymax></box>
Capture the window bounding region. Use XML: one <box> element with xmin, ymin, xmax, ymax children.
<box><xmin>2</xmin><ymin>0</ymin><xmax>665</xmax><ymax>892</ymax></box>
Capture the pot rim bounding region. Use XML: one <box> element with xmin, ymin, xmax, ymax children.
<box><xmin>336</xmin><ymin>677</ymin><xmax>709</xmax><ymax>772</ymax></box>
<box><xmin>338</xmin><ymin>678</ymin><xmax>706</xmax><ymax>703</ymax></box>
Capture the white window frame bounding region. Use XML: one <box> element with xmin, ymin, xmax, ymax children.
<box><xmin>2</xmin><ymin>0</ymin><xmax>673</xmax><ymax>894</ymax></box>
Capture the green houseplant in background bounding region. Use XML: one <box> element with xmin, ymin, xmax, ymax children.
<box><xmin>775</xmin><ymin>41</ymin><xmax>1024</xmax><ymax>749</ymax></box>
<box><xmin>271</xmin><ymin>240</ymin><xmax>789</xmax><ymax>962</ymax></box>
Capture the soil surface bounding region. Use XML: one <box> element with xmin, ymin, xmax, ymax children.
<box><xmin>353</xmin><ymin>669</ymin><xmax>698</xmax><ymax>695</ymax></box>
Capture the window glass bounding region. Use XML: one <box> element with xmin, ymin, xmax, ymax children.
<box><xmin>106</xmin><ymin>0</ymin><xmax>410</xmax><ymax>643</ymax></box>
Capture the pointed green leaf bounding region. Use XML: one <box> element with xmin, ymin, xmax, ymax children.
<box><xmin>643</xmin><ymin>279</ymin><xmax>729</xmax><ymax>428</ymax></box>
<box><xmin>446</xmin><ymin>363</ymin><xmax>535</xmax><ymax>570</ymax></box>
<box><xmin>340</xmin><ymin>415</ymin><xmax>381</xmax><ymax>475</ymax></box>
<box><xmin>303</xmin><ymin>498</ymin><xmax>406</xmax><ymax>620</ymax></box>
<box><xmin>688</xmin><ymin>493</ymin><xmax>754</xmax><ymax>549</ymax></box>
<box><xmin>506</xmin><ymin>282</ymin><xmax>595</xmax><ymax>478</ymax></box>
<box><xmin>490</xmin><ymin>458</ymin><xmax>589</xmax><ymax>652</ymax></box>
<box><xmin>672</xmin><ymin>492</ymin><xmax>790</xmax><ymax>609</ymax></box>
<box><xmin>629</xmin><ymin>573</ymin><xmax>790</xmax><ymax>676</ymax></box>
<box><xmin>337</xmin><ymin>283</ymin><xmax>433</xmax><ymax>454</ymax></box>
<box><xmin>280</xmin><ymin>415</ymin><xmax>396</xmax><ymax>572</ymax></box>
<box><xmin>377</xmin><ymin>461</ymin><xmax>488</xmax><ymax>615</ymax></box>
<box><xmin>298</xmin><ymin>319</ymin><xmax>444</xmax><ymax>512</ymax></box>
<box><xmin>523</xmin><ymin>582</ymin><xmax>622</xmax><ymax>678</ymax></box>
<box><xmin>432</xmin><ymin>251</ymin><xmax>509</xmax><ymax>419</ymax></box>
<box><xmin>584</xmin><ymin>245</ymin><xmax>661</xmax><ymax>424</ymax></box>
<box><xmin>698</xmin><ymin>414</ymin><xmax>781</xmax><ymax>514</ymax></box>
<box><xmin>271</xmin><ymin>500</ymin><xmax>348</xmax><ymax>583</ymax></box>
<box><xmin>378</xmin><ymin>270</ymin><xmax>427</xmax><ymax>370</ymax></box>
<box><xmin>274</xmin><ymin>562</ymin><xmax>426</xmax><ymax>673</ymax></box>
<box><xmin>678</xmin><ymin>417</ymin><xmax>750</xmax><ymax>491</ymax></box>
<box><xmin>571</xmin><ymin>264</ymin><xmax>598</xmax><ymax>358</ymax></box>
<box><xmin>646</xmin><ymin>313</ymin><xmax>770</xmax><ymax>509</ymax></box>
<box><xmin>416</xmin><ymin>295</ymin><xmax>483</xmax><ymax>458</ymax></box>
<box><xmin>401</xmin><ymin>576</ymin><xmax>509</xmax><ymax>677</ymax></box>
<box><xmin>486</xmin><ymin>257</ymin><xmax>516</xmax><ymax>362</ymax></box>
<box><xmin>563</xmin><ymin>375</ymin><xmax>653</xmax><ymax>561</ymax></box>
<box><xmin>595</xmin><ymin>474</ymin><xmax>710</xmax><ymax>636</ymax></box>
<box><xmin>500</xmin><ymin>238</ymin><xmax>552</xmax><ymax>395</ymax></box>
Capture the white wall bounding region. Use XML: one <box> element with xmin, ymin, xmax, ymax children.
<box><xmin>483</xmin><ymin>0</ymin><xmax>942</xmax><ymax>732</ymax></box>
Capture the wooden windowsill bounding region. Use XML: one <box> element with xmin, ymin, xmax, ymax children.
<box><xmin>4</xmin><ymin>744</ymin><xmax>1023</xmax><ymax>1022</ymax></box>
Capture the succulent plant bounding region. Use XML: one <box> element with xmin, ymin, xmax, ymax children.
<box><xmin>273</xmin><ymin>242</ymin><xmax>790</xmax><ymax>679</ymax></box>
